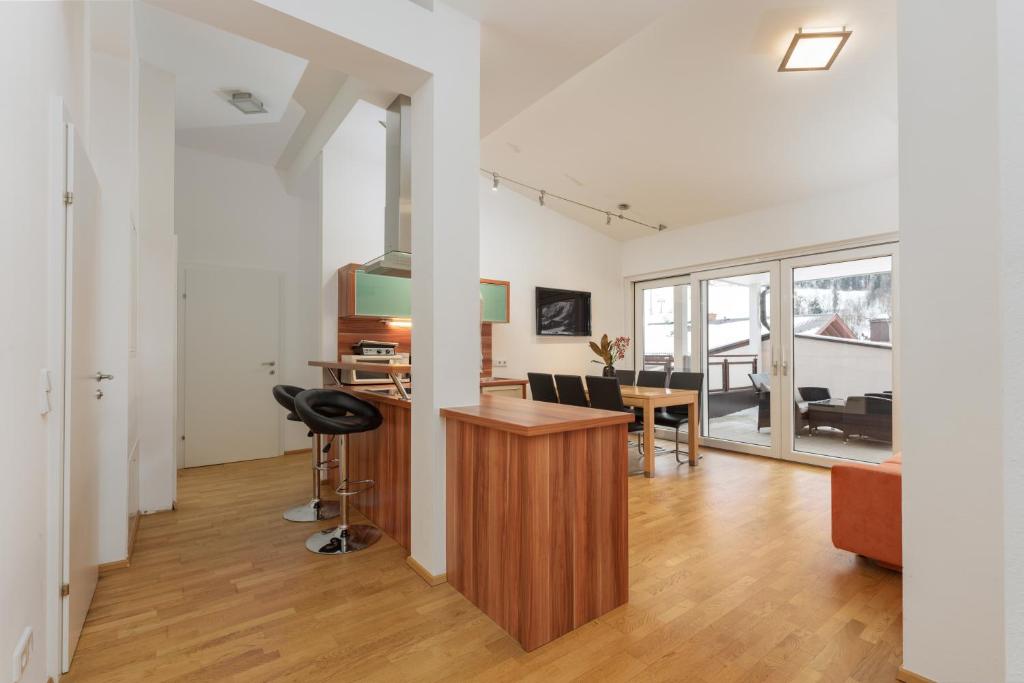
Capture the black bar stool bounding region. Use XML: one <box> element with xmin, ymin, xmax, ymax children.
<box><xmin>294</xmin><ymin>389</ymin><xmax>384</xmax><ymax>555</ymax></box>
<box><xmin>272</xmin><ymin>385</ymin><xmax>340</xmax><ymax>522</ymax></box>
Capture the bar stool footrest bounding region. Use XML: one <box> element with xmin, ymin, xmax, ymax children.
<box><xmin>335</xmin><ymin>478</ymin><xmax>375</xmax><ymax>497</ymax></box>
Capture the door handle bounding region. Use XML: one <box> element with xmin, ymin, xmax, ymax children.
<box><xmin>782</xmin><ymin>359</ymin><xmax>789</xmax><ymax>376</ymax></box>
<box><xmin>93</xmin><ymin>372</ymin><xmax>114</xmax><ymax>381</ymax></box>
<box><xmin>95</xmin><ymin>388</ymin><xmax>104</xmax><ymax>400</ymax></box>
<box><xmin>771</xmin><ymin>359</ymin><xmax>779</xmax><ymax>376</ymax></box>
<box><xmin>261</xmin><ymin>361</ymin><xmax>276</xmax><ymax>367</ymax></box>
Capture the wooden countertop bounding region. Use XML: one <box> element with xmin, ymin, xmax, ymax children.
<box><xmin>441</xmin><ymin>395</ymin><xmax>635</xmax><ymax>437</ymax></box>
<box><xmin>336</xmin><ymin>378</ymin><xmax>527</xmax><ymax>411</ymax></box>
<box><xmin>310</xmin><ymin>360</ymin><xmax>412</xmax><ymax>373</ymax></box>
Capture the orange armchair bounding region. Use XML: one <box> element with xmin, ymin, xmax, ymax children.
<box><xmin>830</xmin><ymin>453</ymin><xmax>902</xmax><ymax>570</ymax></box>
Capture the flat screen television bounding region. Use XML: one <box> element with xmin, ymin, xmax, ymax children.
<box><xmin>536</xmin><ymin>287</ymin><xmax>592</xmax><ymax>337</ymax></box>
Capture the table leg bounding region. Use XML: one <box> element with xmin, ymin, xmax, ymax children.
<box><xmin>688</xmin><ymin>398</ymin><xmax>700</xmax><ymax>466</ymax></box>
<box><xmin>643</xmin><ymin>400</ymin><xmax>655</xmax><ymax>478</ymax></box>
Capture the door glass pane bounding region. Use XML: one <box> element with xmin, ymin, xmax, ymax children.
<box><xmin>641</xmin><ymin>284</ymin><xmax>691</xmax><ymax>374</ymax></box>
<box><xmin>791</xmin><ymin>256</ymin><xmax>893</xmax><ymax>463</ymax></box>
<box><xmin>704</xmin><ymin>272</ymin><xmax>771</xmax><ymax>446</ymax></box>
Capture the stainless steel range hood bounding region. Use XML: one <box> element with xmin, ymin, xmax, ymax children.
<box><xmin>363</xmin><ymin>94</ymin><xmax>412</xmax><ymax>277</ymax></box>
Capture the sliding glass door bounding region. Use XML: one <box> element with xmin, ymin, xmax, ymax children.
<box><xmin>695</xmin><ymin>263</ymin><xmax>780</xmax><ymax>456</ymax></box>
<box><xmin>630</xmin><ymin>243</ymin><xmax>898</xmax><ymax>466</ymax></box>
<box><xmin>633</xmin><ymin>276</ymin><xmax>692</xmax><ymax>375</ymax></box>
<box><xmin>780</xmin><ymin>244</ymin><xmax>898</xmax><ymax>465</ymax></box>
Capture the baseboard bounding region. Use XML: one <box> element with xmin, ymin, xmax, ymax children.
<box><xmin>897</xmin><ymin>666</ymin><xmax>935</xmax><ymax>683</ymax></box>
<box><xmin>282</xmin><ymin>448</ymin><xmax>312</xmax><ymax>456</ymax></box>
<box><xmin>126</xmin><ymin>512</ymin><xmax>140</xmax><ymax>559</ymax></box>
<box><xmin>99</xmin><ymin>513</ymin><xmax>142</xmax><ymax>575</ymax></box>
<box><xmin>406</xmin><ymin>555</ymin><xmax>447</xmax><ymax>586</ymax></box>
<box><xmin>98</xmin><ymin>558</ymin><xmax>130</xmax><ymax>574</ymax></box>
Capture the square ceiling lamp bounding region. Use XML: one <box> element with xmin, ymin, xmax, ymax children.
<box><xmin>778</xmin><ymin>27</ymin><xmax>852</xmax><ymax>72</ymax></box>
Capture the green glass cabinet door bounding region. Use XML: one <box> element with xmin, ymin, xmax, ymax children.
<box><xmin>480</xmin><ymin>280</ymin><xmax>510</xmax><ymax>323</ymax></box>
<box><xmin>354</xmin><ymin>270</ymin><xmax>412</xmax><ymax>318</ymax></box>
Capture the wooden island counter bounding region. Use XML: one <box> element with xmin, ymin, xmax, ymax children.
<box><xmin>442</xmin><ymin>395</ymin><xmax>634</xmax><ymax>651</ymax></box>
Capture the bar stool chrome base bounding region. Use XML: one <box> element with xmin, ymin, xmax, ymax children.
<box><xmin>305</xmin><ymin>524</ymin><xmax>381</xmax><ymax>554</ymax></box>
<box><xmin>283</xmin><ymin>499</ymin><xmax>339</xmax><ymax>522</ymax></box>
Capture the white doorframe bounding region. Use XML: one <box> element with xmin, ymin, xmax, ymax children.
<box><xmin>778</xmin><ymin>243</ymin><xmax>901</xmax><ymax>467</ymax></box>
<box><xmin>45</xmin><ymin>95</ymin><xmax>70</xmax><ymax>682</ymax></box>
<box><xmin>632</xmin><ymin>275</ymin><xmax>691</xmax><ymax>373</ymax></box>
<box><xmin>693</xmin><ymin>262</ymin><xmax>782</xmax><ymax>459</ymax></box>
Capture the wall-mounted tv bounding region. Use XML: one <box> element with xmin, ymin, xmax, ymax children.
<box><xmin>536</xmin><ymin>287</ymin><xmax>592</xmax><ymax>337</ymax></box>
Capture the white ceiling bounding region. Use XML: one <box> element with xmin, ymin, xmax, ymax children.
<box><xmin>137</xmin><ymin>2</ymin><xmax>307</xmax><ymax>130</ymax></box>
<box><xmin>444</xmin><ymin>0</ymin><xmax>681</xmax><ymax>136</ymax></box>
<box><xmin>470</xmin><ymin>0</ymin><xmax>898</xmax><ymax>240</ymax></box>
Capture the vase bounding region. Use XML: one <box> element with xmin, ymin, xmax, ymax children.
<box><xmin>602</xmin><ymin>365</ymin><xmax>616</xmax><ymax>378</ymax></box>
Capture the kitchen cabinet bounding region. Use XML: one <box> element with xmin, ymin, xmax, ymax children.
<box><xmin>480</xmin><ymin>279</ymin><xmax>510</xmax><ymax>323</ymax></box>
<box><xmin>339</xmin><ymin>264</ymin><xmax>510</xmax><ymax>322</ymax></box>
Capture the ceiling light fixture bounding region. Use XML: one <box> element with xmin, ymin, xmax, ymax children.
<box><xmin>480</xmin><ymin>168</ymin><xmax>668</xmax><ymax>232</ymax></box>
<box><xmin>228</xmin><ymin>91</ymin><xmax>268</xmax><ymax>114</ymax></box>
<box><xmin>779</xmin><ymin>27</ymin><xmax>851</xmax><ymax>72</ymax></box>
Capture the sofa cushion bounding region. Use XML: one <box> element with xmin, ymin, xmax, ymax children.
<box><xmin>831</xmin><ymin>460</ymin><xmax>902</xmax><ymax>569</ymax></box>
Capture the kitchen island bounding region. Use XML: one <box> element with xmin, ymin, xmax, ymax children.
<box><xmin>442</xmin><ymin>395</ymin><xmax>634</xmax><ymax>651</ymax></box>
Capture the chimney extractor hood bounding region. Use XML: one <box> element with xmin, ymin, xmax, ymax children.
<box><xmin>363</xmin><ymin>95</ymin><xmax>412</xmax><ymax>277</ymax></box>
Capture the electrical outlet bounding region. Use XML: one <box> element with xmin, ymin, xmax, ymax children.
<box><xmin>11</xmin><ymin>627</ymin><xmax>32</xmax><ymax>683</ymax></box>
<box><xmin>494</xmin><ymin>359</ymin><xmax>508</xmax><ymax>368</ymax></box>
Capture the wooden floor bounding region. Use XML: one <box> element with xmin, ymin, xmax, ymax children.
<box><xmin>65</xmin><ymin>445</ymin><xmax>902</xmax><ymax>682</ymax></box>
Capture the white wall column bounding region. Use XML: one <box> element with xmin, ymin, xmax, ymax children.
<box><xmin>137</xmin><ymin>62</ymin><xmax>178</xmax><ymax>512</ymax></box>
<box><xmin>899</xmin><ymin>0</ymin><xmax>1023</xmax><ymax>679</ymax></box>
<box><xmin>409</xmin><ymin>4</ymin><xmax>481</xmax><ymax>576</ymax></box>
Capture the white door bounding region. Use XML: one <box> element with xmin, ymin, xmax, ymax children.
<box><xmin>183</xmin><ymin>266</ymin><xmax>281</xmax><ymax>467</ymax></box>
<box><xmin>62</xmin><ymin>123</ymin><xmax>106</xmax><ymax>671</ymax></box>
<box><xmin>693</xmin><ymin>262</ymin><xmax>782</xmax><ymax>459</ymax></box>
<box><xmin>633</xmin><ymin>275</ymin><xmax>692</xmax><ymax>375</ymax></box>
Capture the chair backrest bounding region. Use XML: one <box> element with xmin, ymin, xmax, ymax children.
<box><xmin>272</xmin><ymin>384</ymin><xmax>305</xmax><ymax>420</ymax></box>
<box><xmin>667</xmin><ymin>372</ymin><xmax>704</xmax><ymax>416</ymax></box>
<box><xmin>865</xmin><ymin>395</ymin><xmax>893</xmax><ymax>414</ymax></box>
<box><xmin>585</xmin><ymin>375</ymin><xmax>628</xmax><ymax>412</ymax></box>
<box><xmin>798</xmin><ymin>386</ymin><xmax>831</xmax><ymax>402</ymax></box>
<box><xmin>636</xmin><ymin>370</ymin><xmax>668</xmax><ymax>388</ymax></box>
<box><xmin>615</xmin><ymin>369</ymin><xmax>636</xmax><ymax>386</ymax></box>
<box><xmin>294</xmin><ymin>389</ymin><xmax>383</xmax><ymax>436</ymax></box>
<box><xmin>554</xmin><ymin>375</ymin><xmax>589</xmax><ymax>407</ymax></box>
<box><xmin>748</xmin><ymin>372</ymin><xmax>770</xmax><ymax>394</ymax></box>
<box><xmin>527</xmin><ymin>372</ymin><xmax>559</xmax><ymax>403</ymax></box>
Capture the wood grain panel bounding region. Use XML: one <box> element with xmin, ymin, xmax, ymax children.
<box><xmin>441</xmin><ymin>394</ymin><xmax>634</xmax><ymax>437</ymax></box>
<box><xmin>446</xmin><ymin>419</ymin><xmax>628</xmax><ymax>651</ymax></box>
<box><xmin>343</xmin><ymin>400</ymin><xmax>411</xmax><ymax>551</ymax></box>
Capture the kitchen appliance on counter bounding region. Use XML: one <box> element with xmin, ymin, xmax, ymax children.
<box><xmin>351</xmin><ymin>340</ymin><xmax>399</xmax><ymax>356</ymax></box>
<box><xmin>338</xmin><ymin>353</ymin><xmax>410</xmax><ymax>385</ymax></box>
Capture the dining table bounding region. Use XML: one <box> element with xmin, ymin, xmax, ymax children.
<box><xmin>619</xmin><ymin>385</ymin><xmax>701</xmax><ymax>476</ymax></box>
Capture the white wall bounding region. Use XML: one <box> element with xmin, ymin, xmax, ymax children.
<box><xmin>320</xmin><ymin>100</ymin><xmax>386</xmax><ymax>359</ymax></box>
<box><xmin>621</xmin><ymin>177</ymin><xmax>899</xmax><ymax>278</ymax></box>
<box><xmin>899</xmin><ymin>0</ymin><xmax>1022</xmax><ymax>679</ymax></box>
<box><xmin>0</xmin><ymin>3</ymin><xmax>88</xmax><ymax>680</ymax></box>
<box><xmin>480</xmin><ymin>179</ymin><xmax>628</xmax><ymax>379</ymax></box>
<box><xmin>175</xmin><ymin>145</ymin><xmax>322</xmax><ymax>453</ymax></box>
<box><xmin>137</xmin><ymin>62</ymin><xmax>178</xmax><ymax>513</ymax></box>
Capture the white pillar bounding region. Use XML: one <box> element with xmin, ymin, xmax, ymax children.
<box><xmin>408</xmin><ymin>4</ymin><xmax>481</xmax><ymax>576</ymax></box>
<box><xmin>899</xmin><ymin>0</ymin><xmax>1023</xmax><ymax>679</ymax></box>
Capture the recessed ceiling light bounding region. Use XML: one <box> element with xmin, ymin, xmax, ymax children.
<box><xmin>779</xmin><ymin>27</ymin><xmax>852</xmax><ymax>72</ymax></box>
<box><xmin>228</xmin><ymin>91</ymin><xmax>268</xmax><ymax>114</ymax></box>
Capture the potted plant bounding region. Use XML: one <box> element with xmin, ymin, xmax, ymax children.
<box><xmin>589</xmin><ymin>334</ymin><xmax>631</xmax><ymax>377</ymax></box>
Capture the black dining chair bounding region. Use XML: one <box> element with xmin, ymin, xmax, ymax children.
<box><xmin>586</xmin><ymin>375</ymin><xmax>644</xmax><ymax>451</ymax></box>
<box><xmin>615</xmin><ymin>369</ymin><xmax>636</xmax><ymax>387</ymax></box>
<box><xmin>554</xmin><ymin>374</ymin><xmax>589</xmax><ymax>407</ymax></box>
<box><xmin>636</xmin><ymin>370</ymin><xmax>668</xmax><ymax>388</ymax></box>
<box><xmin>655</xmin><ymin>372</ymin><xmax>704</xmax><ymax>464</ymax></box>
<box><xmin>633</xmin><ymin>370</ymin><xmax>669</xmax><ymax>439</ymax></box>
<box><xmin>527</xmin><ymin>372</ymin><xmax>559</xmax><ymax>403</ymax></box>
